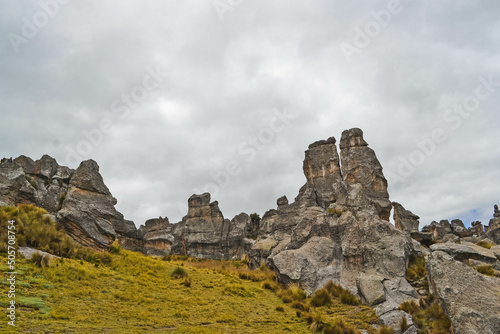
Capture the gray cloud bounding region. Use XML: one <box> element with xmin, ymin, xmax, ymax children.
<box><xmin>1</xmin><ymin>0</ymin><xmax>499</xmax><ymax>228</ymax></box>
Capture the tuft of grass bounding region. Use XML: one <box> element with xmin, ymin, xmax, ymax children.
<box><xmin>261</xmin><ymin>279</ymin><xmax>279</xmax><ymax>291</ymax></box>
<box><xmin>310</xmin><ymin>288</ymin><xmax>332</xmax><ymax>307</ymax></box>
<box><xmin>378</xmin><ymin>325</ymin><xmax>394</xmax><ymax>334</ymax></box>
<box><xmin>400</xmin><ymin>316</ymin><xmax>409</xmax><ymax>332</ymax></box>
<box><xmin>474</xmin><ymin>265</ymin><xmax>495</xmax><ymax>277</ymax></box>
<box><xmin>326</xmin><ymin>208</ymin><xmax>343</xmax><ymax>217</ymax></box>
<box><xmin>57</xmin><ymin>191</ymin><xmax>67</xmax><ymax>210</ymax></box>
<box><xmin>340</xmin><ymin>290</ymin><xmax>360</xmax><ymax>306</ymax></box>
<box><xmin>309</xmin><ymin>312</ymin><xmax>326</xmax><ymax>332</ymax></box>
<box><xmin>325</xmin><ymin>281</ymin><xmax>345</xmax><ymax>298</ymax></box>
<box><xmin>323</xmin><ymin>317</ymin><xmax>359</xmax><ymax>334</ymax></box>
<box><xmin>400</xmin><ymin>300</ymin><xmax>419</xmax><ymax>314</ymax></box>
<box><xmin>31</xmin><ymin>252</ymin><xmax>51</xmax><ymax>268</ymax></box>
<box><xmin>477</xmin><ymin>240</ymin><xmax>493</xmax><ymax>249</ymax></box>
<box><xmin>182</xmin><ymin>277</ymin><xmax>192</xmax><ymax>287</ymax></box>
<box><xmin>275</xmin><ymin>305</ymin><xmax>284</xmax><ymax>312</ymax></box>
<box><xmin>279</xmin><ymin>283</ymin><xmax>307</xmax><ymax>303</ymax></box>
<box><xmin>171</xmin><ymin>266</ymin><xmax>188</xmax><ymax>279</ymax></box>
<box><xmin>406</xmin><ymin>254</ymin><xmax>427</xmax><ymax>282</ymax></box>
<box><xmin>18</xmin><ymin>296</ymin><xmax>50</xmax><ymax>314</ymax></box>
<box><xmin>109</xmin><ymin>241</ymin><xmax>121</xmax><ymax>254</ymax></box>
<box><xmin>399</xmin><ymin>297</ymin><xmax>452</xmax><ymax>333</ymax></box>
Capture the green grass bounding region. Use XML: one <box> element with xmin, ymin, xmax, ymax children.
<box><xmin>0</xmin><ymin>250</ymin><xmax>313</xmax><ymax>333</ymax></box>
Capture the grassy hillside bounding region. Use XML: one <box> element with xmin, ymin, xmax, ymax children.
<box><xmin>0</xmin><ymin>205</ymin><xmax>384</xmax><ymax>333</ymax></box>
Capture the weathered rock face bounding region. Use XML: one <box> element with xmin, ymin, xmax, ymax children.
<box><xmin>0</xmin><ymin>156</ymin><xmax>138</xmax><ymax>251</ymax></box>
<box><xmin>427</xmin><ymin>251</ymin><xmax>500</xmax><ymax>334</ymax></box>
<box><xmin>302</xmin><ymin>137</ymin><xmax>342</xmax><ymax>208</ymax></box>
<box><xmin>339</xmin><ymin>128</ymin><xmax>391</xmax><ymax>221</ymax></box>
<box><xmin>56</xmin><ymin>160</ymin><xmax>136</xmax><ymax>250</ymax></box>
<box><xmin>140</xmin><ymin>217</ymin><xmax>177</xmax><ymax>256</ymax></box>
<box><xmin>172</xmin><ymin>193</ymin><xmax>252</xmax><ymax>259</ymax></box>
<box><xmin>392</xmin><ymin>202</ymin><xmax>420</xmax><ymax>233</ymax></box>
<box><xmin>250</xmin><ymin>129</ymin><xmax>416</xmax><ymax>329</ymax></box>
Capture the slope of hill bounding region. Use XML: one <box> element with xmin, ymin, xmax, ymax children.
<box><xmin>1</xmin><ymin>204</ymin><xmax>383</xmax><ymax>333</ymax></box>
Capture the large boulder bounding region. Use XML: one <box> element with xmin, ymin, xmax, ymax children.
<box><xmin>430</xmin><ymin>242</ymin><xmax>498</xmax><ymax>265</ymax></box>
<box><xmin>427</xmin><ymin>251</ymin><xmax>500</xmax><ymax>334</ymax></box>
<box><xmin>56</xmin><ymin>160</ymin><xmax>133</xmax><ymax>250</ymax></box>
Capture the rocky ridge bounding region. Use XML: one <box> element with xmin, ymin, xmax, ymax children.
<box><xmin>2</xmin><ymin>128</ymin><xmax>499</xmax><ymax>333</ymax></box>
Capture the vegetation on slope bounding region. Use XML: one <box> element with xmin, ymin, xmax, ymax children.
<box><xmin>0</xmin><ymin>204</ymin><xmax>451</xmax><ymax>333</ymax></box>
<box><xmin>402</xmin><ymin>255</ymin><xmax>452</xmax><ymax>334</ymax></box>
<box><xmin>0</xmin><ymin>205</ymin><xmax>380</xmax><ymax>333</ymax></box>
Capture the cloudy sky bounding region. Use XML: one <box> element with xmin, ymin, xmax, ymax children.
<box><xmin>1</xmin><ymin>1</ymin><xmax>499</xmax><ymax>228</ymax></box>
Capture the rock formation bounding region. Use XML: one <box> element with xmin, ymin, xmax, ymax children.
<box><xmin>177</xmin><ymin>193</ymin><xmax>253</xmax><ymax>259</ymax></box>
<box><xmin>427</xmin><ymin>251</ymin><xmax>500</xmax><ymax>334</ymax></box>
<box><xmin>486</xmin><ymin>204</ymin><xmax>500</xmax><ymax>243</ymax></box>
<box><xmin>0</xmin><ymin>156</ymin><xmax>139</xmax><ymax>250</ymax></box>
<box><xmin>392</xmin><ymin>202</ymin><xmax>419</xmax><ymax>233</ymax></box>
<box><xmin>3</xmin><ymin>128</ymin><xmax>499</xmax><ymax>332</ymax></box>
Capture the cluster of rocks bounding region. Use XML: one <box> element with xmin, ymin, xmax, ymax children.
<box><xmin>392</xmin><ymin>201</ymin><xmax>500</xmax><ymax>334</ymax></box>
<box><xmin>0</xmin><ymin>155</ymin><xmax>138</xmax><ymax>250</ymax></box>
<box><xmin>2</xmin><ymin>128</ymin><xmax>499</xmax><ymax>333</ymax></box>
<box><xmin>421</xmin><ymin>207</ymin><xmax>500</xmax><ymax>334</ymax></box>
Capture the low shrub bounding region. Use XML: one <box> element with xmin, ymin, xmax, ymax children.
<box><xmin>309</xmin><ymin>312</ymin><xmax>325</xmax><ymax>332</ymax></box>
<box><xmin>323</xmin><ymin>318</ymin><xmax>360</xmax><ymax>334</ymax></box>
<box><xmin>109</xmin><ymin>241</ymin><xmax>121</xmax><ymax>254</ymax></box>
<box><xmin>275</xmin><ymin>305</ymin><xmax>284</xmax><ymax>312</ymax></box>
<box><xmin>378</xmin><ymin>325</ymin><xmax>394</xmax><ymax>334</ymax></box>
<box><xmin>310</xmin><ymin>288</ymin><xmax>331</xmax><ymax>307</ymax></box>
<box><xmin>279</xmin><ymin>283</ymin><xmax>307</xmax><ymax>303</ymax></box>
<box><xmin>399</xmin><ymin>300</ymin><xmax>420</xmax><ymax>314</ymax></box>
<box><xmin>171</xmin><ymin>266</ymin><xmax>188</xmax><ymax>279</ymax></box>
<box><xmin>324</xmin><ymin>281</ymin><xmax>346</xmax><ymax>298</ymax></box>
<box><xmin>339</xmin><ymin>290</ymin><xmax>360</xmax><ymax>306</ymax></box>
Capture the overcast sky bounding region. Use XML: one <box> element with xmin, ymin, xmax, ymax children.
<box><xmin>1</xmin><ymin>1</ymin><xmax>499</xmax><ymax>229</ymax></box>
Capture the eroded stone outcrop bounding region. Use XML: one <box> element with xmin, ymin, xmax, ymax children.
<box><xmin>486</xmin><ymin>204</ymin><xmax>500</xmax><ymax>243</ymax></box>
<box><xmin>339</xmin><ymin>128</ymin><xmax>391</xmax><ymax>221</ymax></box>
<box><xmin>393</xmin><ymin>202</ymin><xmax>420</xmax><ymax>233</ymax></box>
<box><xmin>427</xmin><ymin>251</ymin><xmax>500</xmax><ymax>334</ymax></box>
<box><xmin>0</xmin><ymin>156</ymin><xmax>138</xmax><ymax>250</ymax></box>
<box><xmin>5</xmin><ymin>129</ymin><xmax>497</xmax><ymax>332</ymax></box>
